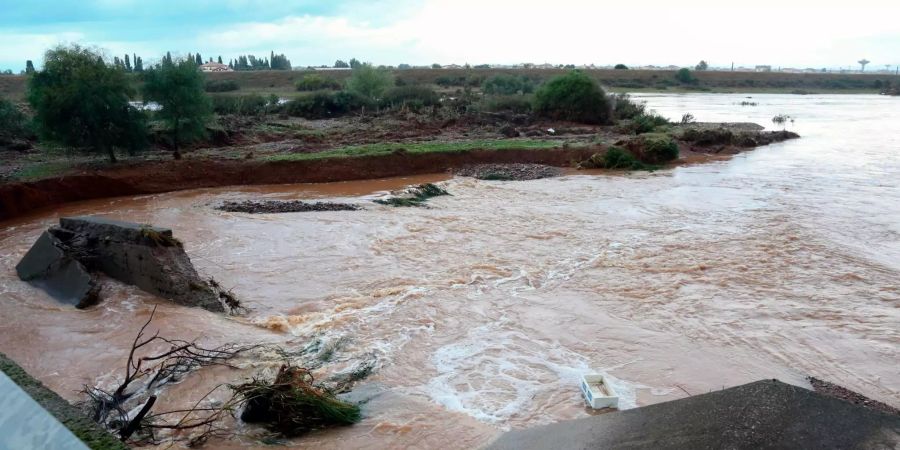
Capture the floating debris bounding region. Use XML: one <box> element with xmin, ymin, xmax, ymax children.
<box><xmin>374</xmin><ymin>183</ymin><xmax>450</xmax><ymax>207</ymax></box>
<box><xmin>455</xmin><ymin>163</ymin><xmax>562</xmax><ymax>180</ymax></box>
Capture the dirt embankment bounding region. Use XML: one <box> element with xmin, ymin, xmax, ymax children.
<box><xmin>0</xmin><ymin>147</ymin><xmax>595</xmax><ymax>222</ymax></box>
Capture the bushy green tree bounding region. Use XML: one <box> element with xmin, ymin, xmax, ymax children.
<box><xmin>533</xmin><ymin>70</ymin><xmax>611</xmax><ymax>124</ymax></box>
<box><xmin>349</xmin><ymin>58</ymin><xmax>361</xmax><ymax>69</ymax></box>
<box><xmin>27</xmin><ymin>44</ymin><xmax>146</xmax><ymax>162</ymax></box>
<box><xmin>695</xmin><ymin>60</ymin><xmax>708</xmax><ymax>71</ymax></box>
<box><xmin>142</xmin><ymin>59</ymin><xmax>212</xmax><ymax>159</ymax></box>
<box><xmin>614</xmin><ymin>64</ymin><xmax>629</xmax><ymax>70</ymax></box>
<box><xmin>334</xmin><ymin>60</ymin><xmax>349</xmax><ymax>68</ymax></box>
<box><xmin>345</xmin><ymin>64</ymin><xmax>393</xmax><ymax>101</ymax></box>
<box><xmin>675</xmin><ymin>68</ymin><xmax>696</xmax><ymax>83</ymax></box>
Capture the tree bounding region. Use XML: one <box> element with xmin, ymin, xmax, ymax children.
<box><xmin>614</xmin><ymin>64</ymin><xmax>628</xmax><ymax>70</ymax></box>
<box><xmin>0</xmin><ymin>96</ymin><xmax>30</xmax><ymax>141</ymax></box>
<box><xmin>25</xmin><ymin>60</ymin><xmax>35</xmax><ymax>74</ymax></box>
<box><xmin>695</xmin><ymin>60</ymin><xmax>708</xmax><ymax>71</ymax></box>
<box><xmin>164</xmin><ymin>51</ymin><xmax>173</xmax><ymax>66</ymax></box>
<box><xmin>217</xmin><ymin>56</ymin><xmax>223</xmax><ymax>64</ymax></box>
<box><xmin>124</xmin><ymin>54</ymin><xmax>132</xmax><ymax>72</ymax></box>
<box><xmin>334</xmin><ymin>59</ymin><xmax>349</xmax><ymax>68</ymax></box>
<box><xmin>142</xmin><ymin>59</ymin><xmax>212</xmax><ymax>159</ymax></box>
<box><xmin>195</xmin><ymin>53</ymin><xmax>203</xmax><ymax>65</ymax></box>
<box><xmin>349</xmin><ymin>58</ymin><xmax>361</xmax><ymax>69</ymax></box>
<box><xmin>345</xmin><ymin>64</ymin><xmax>393</xmax><ymax>101</ymax></box>
<box><xmin>675</xmin><ymin>68</ymin><xmax>696</xmax><ymax>83</ymax></box>
<box><xmin>134</xmin><ymin>56</ymin><xmax>143</xmax><ymax>72</ymax></box>
<box><xmin>533</xmin><ymin>70</ymin><xmax>611</xmax><ymax>124</ymax></box>
<box><xmin>431</xmin><ymin>63</ymin><xmax>441</xmax><ymax>69</ymax></box>
<box><xmin>27</xmin><ymin>45</ymin><xmax>146</xmax><ymax>162</ymax></box>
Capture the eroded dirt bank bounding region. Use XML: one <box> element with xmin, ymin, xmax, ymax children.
<box><xmin>1</xmin><ymin>148</ymin><xmax>599</xmax><ymax>222</ymax></box>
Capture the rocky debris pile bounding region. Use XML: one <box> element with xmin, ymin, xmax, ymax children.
<box><xmin>807</xmin><ymin>377</ymin><xmax>899</xmax><ymax>416</ymax></box>
<box><xmin>218</xmin><ymin>200</ymin><xmax>361</xmax><ymax>214</ymax></box>
<box><xmin>16</xmin><ymin>216</ymin><xmax>228</xmax><ymax>312</ymax></box>
<box><xmin>455</xmin><ymin>163</ymin><xmax>563</xmax><ymax>181</ymax></box>
<box><xmin>374</xmin><ymin>183</ymin><xmax>450</xmax><ymax>207</ymax></box>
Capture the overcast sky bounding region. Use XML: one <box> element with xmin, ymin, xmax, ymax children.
<box><xmin>2</xmin><ymin>0</ymin><xmax>898</xmax><ymax>72</ymax></box>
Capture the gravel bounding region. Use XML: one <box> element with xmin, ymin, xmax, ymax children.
<box><xmin>218</xmin><ymin>200</ymin><xmax>361</xmax><ymax>214</ymax></box>
<box><xmin>455</xmin><ymin>163</ymin><xmax>563</xmax><ymax>181</ymax></box>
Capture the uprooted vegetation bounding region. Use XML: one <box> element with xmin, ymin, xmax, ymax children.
<box><xmin>81</xmin><ymin>308</ymin><xmax>369</xmax><ymax>446</ymax></box>
<box><xmin>374</xmin><ymin>183</ymin><xmax>450</xmax><ymax>207</ymax></box>
<box><xmin>233</xmin><ymin>365</ymin><xmax>362</xmax><ymax>437</ymax></box>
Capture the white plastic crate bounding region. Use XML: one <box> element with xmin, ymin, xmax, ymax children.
<box><xmin>580</xmin><ymin>374</ymin><xmax>619</xmax><ymax>409</ymax></box>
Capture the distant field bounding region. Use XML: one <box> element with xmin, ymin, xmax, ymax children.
<box><xmin>2</xmin><ymin>68</ymin><xmax>898</xmax><ymax>100</ymax></box>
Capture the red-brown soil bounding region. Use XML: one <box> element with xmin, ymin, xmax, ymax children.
<box><xmin>0</xmin><ymin>147</ymin><xmax>596</xmax><ymax>222</ymax></box>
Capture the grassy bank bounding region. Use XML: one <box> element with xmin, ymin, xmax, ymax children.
<box><xmin>265</xmin><ymin>139</ymin><xmax>572</xmax><ymax>162</ymax></box>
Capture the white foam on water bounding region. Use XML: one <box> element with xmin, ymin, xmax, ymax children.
<box><xmin>422</xmin><ymin>320</ymin><xmax>642</xmax><ymax>427</ymax></box>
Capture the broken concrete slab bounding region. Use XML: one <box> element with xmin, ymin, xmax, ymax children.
<box><xmin>15</xmin><ymin>231</ymin><xmax>98</xmax><ymax>309</ymax></box>
<box><xmin>16</xmin><ymin>216</ymin><xmax>226</xmax><ymax>312</ymax></box>
<box><xmin>488</xmin><ymin>379</ymin><xmax>900</xmax><ymax>450</ymax></box>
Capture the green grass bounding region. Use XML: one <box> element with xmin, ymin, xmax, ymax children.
<box><xmin>11</xmin><ymin>161</ymin><xmax>73</xmax><ymax>181</ymax></box>
<box><xmin>265</xmin><ymin>139</ymin><xmax>570</xmax><ymax>161</ymax></box>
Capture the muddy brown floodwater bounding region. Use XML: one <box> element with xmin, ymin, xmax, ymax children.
<box><xmin>1</xmin><ymin>94</ymin><xmax>899</xmax><ymax>449</ymax></box>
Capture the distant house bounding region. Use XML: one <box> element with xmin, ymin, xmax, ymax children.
<box><xmin>200</xmin><ymin>62</ymin><xmax>232</xmax><ymax>72</ymax></box>
<box><xmin>444</xmin><ymin>64</ymin><xmax>464</xmax><ymax>69</ymax></box>
<box><xmin>755</xmin><ymin>65</ymin><xmax>772</xmax><ymax>72</ymax></box>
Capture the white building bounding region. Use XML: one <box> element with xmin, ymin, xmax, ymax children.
<box><xmin>200</xmin><ymin>62</ymin><xmax>232</xmax><ymax>72</ymax></box>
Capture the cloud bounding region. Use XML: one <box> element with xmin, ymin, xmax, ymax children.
<box><xmin>2</xmin><ymin>0</ymin><xmax>899</xmax><ymax>70</ymax></box>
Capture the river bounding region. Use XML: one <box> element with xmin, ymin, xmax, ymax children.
<box><xmin>0</xmin><ymin>93</ymin><xmax>897</xmax><ymax>448</ymax></box>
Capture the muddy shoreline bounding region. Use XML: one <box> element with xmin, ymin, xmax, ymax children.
<box><xmin>0</xmin><ymin>133</ymin><xmax>801</xmax><ymax>223</ymax></box>
<box><xmin>0</xmin><ymin>148</ymin><xmax>597</xmax><ymax>222</ymax></box>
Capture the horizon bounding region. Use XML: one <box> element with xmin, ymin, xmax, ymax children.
<box><xmin>2</xmin><ymin>0</ymin><xmax>899</xmax><ymax>73</ymax></box>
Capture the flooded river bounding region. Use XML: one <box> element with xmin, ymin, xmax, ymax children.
<box><xmin>1</xmin><ymin>93</ymin><xmax>898</xmax><ymax>448</ymax></box>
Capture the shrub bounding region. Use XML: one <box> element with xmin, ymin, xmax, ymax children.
<box><xmin>482</xmin><ymin>75</ymin><xmax>534</xmax><ymax>95</ymax></box>
<box><xmin>675</xmin><ymin>68</ymin><xmax>696</xmax><ymax>84</ymax></box>
<box><xmin>205</xmin><ymin>80</ymin><xmax>240</xmax><ymax>92</ymax></box>
<box><xmin>680</xmin><ymin>113</ymin><xmax>696</xmax><ymax>124</ymax></box>
<box><xmin>610</xmin><ymin>93</ymin><xmax>645</xmax><ymax>120</ymax></box>
<box><xmin>602</xmin><ymin>146</ymin><xmax>654</xmax><ymax>170</ymax></box>
<box><xmin>345</xmin><ymin>64</ymin><xmax>393</xmax><ymax>101</ymax></box>
<box><xmin>614</xmin><ymin>64</ymin><xmax>629</xmax><ymax>70</ymax></box>
<box><xmin>283</xmin><ymin>90</ymin><xmax>371</xmax><ymax>119</ymax></box>
<box><xmin>480</xmin><ymin>95</ymin><xmax>533</xmax><ymax>114</ymax></box>
<box><xmin>633</xmin><ymin>113</ymin><xmax>670</xmax><ymax>134</ymax></box>
<box><xmin>637</xmin><ymin>133</ymin><xmax>678</xmax><ymax>163</ymax></box>
<box><xmin>211</xmin><ymin>94</ymin><xmax>267</xmax><ymax>116</ymax></box>
<box><xmin>381</xmin><ymin>85</ymin><xmax>439</xmax><ymax>109</ymax></box>
<box><xmin>295</xmin><ymin>74</ymin><xmax>341</xmax><ymax>91</ymax></box>
<box><xmin>533</xmin><ymin>70</ymin><xmax>611</xmax><ymax>124</ymax></box>
<box><xmin>0</xmin><ymin>97</ymin><xmax>30</xmax><ymax>140</ymax></box>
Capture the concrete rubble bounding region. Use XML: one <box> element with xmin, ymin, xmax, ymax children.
<box><xmin>16</xmin><ymin>216</ymin><xmax>226</xmax><ymax>312</ymax></box>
